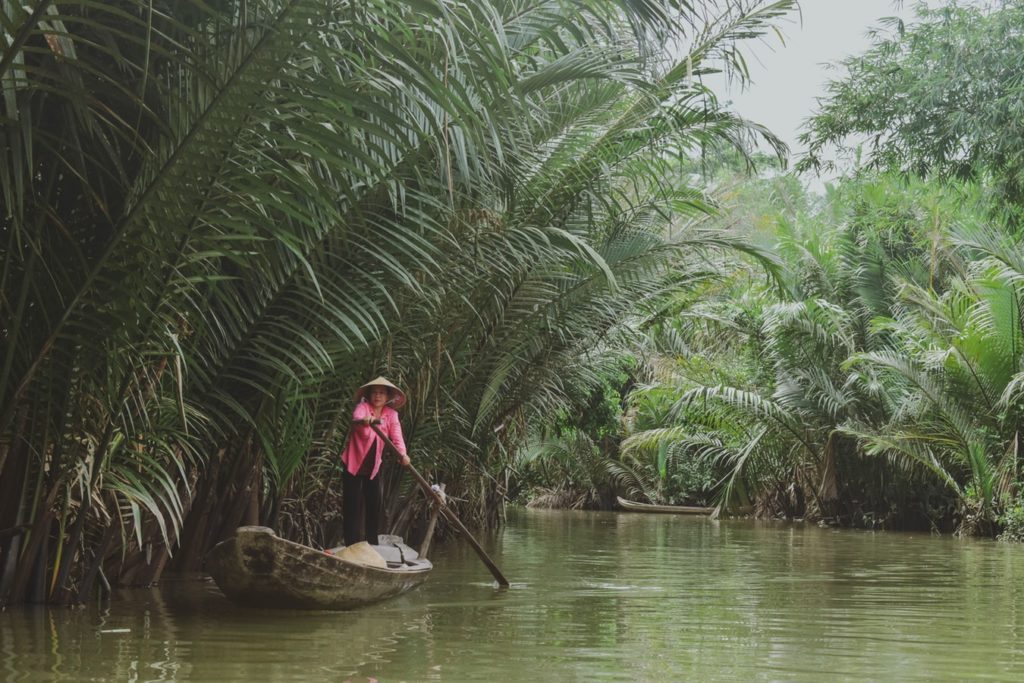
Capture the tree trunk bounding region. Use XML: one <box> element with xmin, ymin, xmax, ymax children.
<box><xmin>245</xmin><ymin>459</ymin><xmax>261</xmax><ymax>527</ymax></box>
<box><xmin>173</xmin><ymin>448</ymin><xmax>225</xmax><ymax>572</ymax></box>
<box><xmin>0</xmin><ymin>412</ymin><xmax>31</xmax><ymax>598</ymax></box>
<box><xmin>74</xmin><ymin>519</ymin><xmax>118</xmax><ymax>603</ymax></box>
<box><xmin>2</xmin><ymin>481</ymin><xmax>60</xmax><ymax>606</ymax></box>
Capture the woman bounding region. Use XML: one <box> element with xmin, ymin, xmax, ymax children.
<box><xmin>340</xmin><ymin>376</ymin><xmax>411</xmax><ymax>546</ymax></box>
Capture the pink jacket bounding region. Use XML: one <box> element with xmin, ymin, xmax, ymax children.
<box><xmin>341</xmin><ymin>401</ymin><xmax>407</xmax><ymax>479</ymax></box>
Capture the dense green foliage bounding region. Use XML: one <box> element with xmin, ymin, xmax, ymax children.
<box><xmin>0</xmin><ymin>0</ymin><xmax>795</xmax><ymax>604</ymax></box>
<box><xmin>798</xmin><ymin>1</ymin><xmax>1024</xmax><ymax>210</ymax></box>
<box><xmin>533</xmin><ymin>2</ymin><xmax>1024</xmax><ymax>538</ymax></box>
<box><xmin>13</xmin><ymin>0</ymin><xmax>1024</xmax><ymax>611</ymax></box>
<box><xmin>627</xmin><ymin>172</ymin><xmax>1024</xmax><ymax>532</ymax></box>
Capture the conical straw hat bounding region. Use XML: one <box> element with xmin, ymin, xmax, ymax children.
<box><xmin>354</xmin><ymin>376</ymin><xmax>407</xmax><ymax>409</ymax></box>
<box><xmin>335</xmin><ymin>541</ymin><xmax>388</xmax><ymax>569</ymax></box>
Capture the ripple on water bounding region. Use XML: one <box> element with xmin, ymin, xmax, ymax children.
<box><xmin>4</xmin><ymin>510</ymin><xmax>1024</xmax><ymax>681</ymax></box>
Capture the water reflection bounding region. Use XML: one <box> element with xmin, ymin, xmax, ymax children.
<box><xmin>3</xmin><ymin>510</ymin><xmax>1024</xmax><ymax>681</ymax></box>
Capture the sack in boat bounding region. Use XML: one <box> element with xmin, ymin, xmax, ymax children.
<box><xmin>334</xmin><ymin>541</ymin><xmax>387</xmax><ymax>569</ymax></box>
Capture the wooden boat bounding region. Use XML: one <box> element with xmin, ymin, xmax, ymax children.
<box><xmin>206</xmin><ymin>526</ymin><xmax>432</xmax><ymax>610</ymax></box>
<box><xmin>616</xmin><ymin>496</ymin><xmax>715</xmax><ymax>515</ymax></box>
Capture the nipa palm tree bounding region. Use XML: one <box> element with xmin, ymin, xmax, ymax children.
<box><xmin>0</xmin><ymin>0</ymin><xmax>796</xmax><ymax>604</ymax></box>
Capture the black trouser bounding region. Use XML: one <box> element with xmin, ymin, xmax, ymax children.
<box><xmin>342</xmin><ymin>470</ymin><xmax>381</xmax><ymax>546</ymax></box>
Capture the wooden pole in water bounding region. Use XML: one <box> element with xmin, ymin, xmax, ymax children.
<box><xmin>369</xmin><ymin>423</ymin><xmax>510</xmax><ymax>588</ymax></box>
<box><xmin>418</xmin><ymin>483</ymin><xmax>445</xmax><ymax>559</ymax></box>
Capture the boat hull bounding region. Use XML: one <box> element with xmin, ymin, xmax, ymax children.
<box><xmin>207</xmin><ymin>526</ymin><xmax>431</xmax><ymax>610</ymax></box>
<box><xmin>616</xmin><ymin>496</ymin><xmax>714</xmax><ymax>515</ymax></box>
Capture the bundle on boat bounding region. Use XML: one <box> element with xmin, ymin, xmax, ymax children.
<box><xmin>206</xmin><ymin>526</ymin><xmax>431</xmax><ymax>610</ymax></box>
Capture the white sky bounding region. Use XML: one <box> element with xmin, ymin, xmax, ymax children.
<box><xmin>717</xmin><ymin>0</ymin><xmax>949</xmax><ymax>166</ymax></box>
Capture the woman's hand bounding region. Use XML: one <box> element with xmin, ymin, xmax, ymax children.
<box><xmin>362</xmin><ymin>417</ymin><xmax>381</xmax><ymax>426</ymax></box>
<box><xmin>398</xmin><ymin>453</ymin><xmax>411</xmax><ymax>467</ymax></box>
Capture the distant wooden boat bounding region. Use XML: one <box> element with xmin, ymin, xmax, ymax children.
<box><xmin>206</xmin><ymin>526</ymin><xmax>432</xmax><ymax>610</ymax></box>
<box><xmin>616</xmin><ymin>496</ymin><xmax>715</xmax><ymax>515</ymax></box>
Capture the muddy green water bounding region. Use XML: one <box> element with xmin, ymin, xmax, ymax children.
<box><xmin>3</xmin><ymin>508</ymin><xmax>1024</xmax><ymax>681</ymax></box>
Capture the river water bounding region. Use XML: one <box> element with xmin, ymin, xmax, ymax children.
<box><xmin>3</xmin><ymin>508</ymin><xmax>1024</xmax><ymax>681</ymax></box>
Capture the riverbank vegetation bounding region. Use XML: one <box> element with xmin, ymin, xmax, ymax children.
<box><xmin>525</xmin><ymin>2</ymin><xmax>1024</xmax><ymax>540</ymax></box>
<box><xmin>6</xmin><ymin>0</ymin><xmax>1024</xmax><ymax>609</ymax></box>
<box><xmin>618</xmin><ymin>171</ymin><xmax>1023</xmax><ymax>534</ymax></box>
<box><xmin>0</xmin><ymin>0</ymin><xmax>795</xmax><ymax>605</ymax></box>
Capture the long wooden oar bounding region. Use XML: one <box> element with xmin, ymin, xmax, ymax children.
<box><xmin>369</xmin><ymin>423</ymin><xmax>510</xmax><ymax>588</ymax></box>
